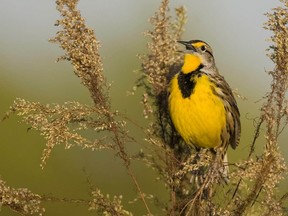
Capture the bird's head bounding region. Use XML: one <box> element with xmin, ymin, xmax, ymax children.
<box><xmin>178</xmin><ymin>40</ymin><xmax>216</xmax><ymax>73</ymax></box>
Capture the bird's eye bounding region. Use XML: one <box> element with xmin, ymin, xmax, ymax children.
<box><xmin>200</xmin><ymin>45</ymin><xmax>206</xmax><ymax>52</ymax></box>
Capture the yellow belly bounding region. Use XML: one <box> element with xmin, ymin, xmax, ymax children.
<box><xmin>168</xmin><ymin>74</ymin><xmax>226</xmax><ymax>148</ymax></box>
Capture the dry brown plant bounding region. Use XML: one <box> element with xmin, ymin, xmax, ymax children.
<box><xmin>1</xmin><ymin>0</ymin><xmax>288</xmax><ymax>215</ymax></box>
<box><xmin>2</xmin><ymin>0</ymin><xmax>145</xmax><ymax>215</ymax></box>
<box><xmin>0</xmin><ymin>179</ymin><xmax>44</xmax><ymax>215</ymax></box>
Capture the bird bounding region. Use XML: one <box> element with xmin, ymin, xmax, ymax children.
<box><xmin>168</xmin><ymin>39</ymin><xmax>241</xmax><ymax>179</ymax></box>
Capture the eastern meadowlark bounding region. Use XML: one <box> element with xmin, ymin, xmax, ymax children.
<box><xmin>168</xmin><ymin>40</ymin><xmax>241</xmax><ymax>176</ymax></box>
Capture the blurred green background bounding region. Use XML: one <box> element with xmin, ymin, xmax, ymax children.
<box><xmin>0</xmin><ymin>0</ymin><xmax>287</xmax><ymax>215</ymax></box>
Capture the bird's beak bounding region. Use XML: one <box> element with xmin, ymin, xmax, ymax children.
<box><xmin>177</xmin><ymin>40</ymin><xmax>196</xmax><ymax>53</ymax></box>
<box><xmin>177</xmin><ymin>40</ymin><xmax>190</xmax><ymax>46</ymax></box>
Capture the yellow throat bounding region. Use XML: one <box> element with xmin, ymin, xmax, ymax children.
<box><xmin>181</xmin><ymin>54</ymin><xmax>201</xmax><ymax>74</ymax></box>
